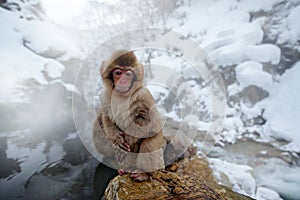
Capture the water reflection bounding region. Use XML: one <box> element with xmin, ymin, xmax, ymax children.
<box><xmin>0</xmin><ymin>128</ymin><xmax>94</xmax><ymax>200</ymax></box>
<box><xmin>0</xmin><ymin>137</ymin><xmax>21</xmax><ymax>179</ymax></box>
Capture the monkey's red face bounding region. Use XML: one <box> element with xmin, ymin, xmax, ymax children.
<box><xmin>112</xmin><ymin>67</ymin><xmax>135</xmax><ymax>93</ymax></box>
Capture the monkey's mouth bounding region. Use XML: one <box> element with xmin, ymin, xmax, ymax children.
<box><xmin>115</xmin><ymin>86</ymin><xmax>130</xmax><ymax>93</ymax></box>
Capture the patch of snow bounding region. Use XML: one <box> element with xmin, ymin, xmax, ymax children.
<box><xmin>287</xmin><ymin>5</ymin><xmax>300</xmax><ymax>43</ymax></box>
<box><xmin>240</xmin><ymin>99</ymin><xmax>267</xmax><ymax>118</ymax></box>
<box><xmin>237</xmin><ymin>0</ymin><xmax>284</xmax><ymax>12</ymax></box>
<box><xmin>0</xmin><ymin>5</ymin><xmax>81</xmax><ymax>103</ymax></box>
<box><xmin>256</xmin><ymin>186</ymin><xmax>283</xmax><ymax>200</ymax></box>
<box><xmin>264</xmin><ymin>61</ymin><xmax>300</xmax><ymax>152</ymax></box>
<box><xmin>183</xmin><ymin>65</ymin><xmax>202</xmax><ymax>80</ymax></box>
<box><xmin>209</xmin><ymin>158</ymin><xmax>256</xmax><ymax>197</ymax></box>
<box><xmin>183</xmin><ymin>114</ymin><xmax>199</xmax><ymax>127</ymax></box>
<box><xmin>43</xmin><ymin>60</ymin><xmax>65</xmax><ymax>78</ymax></box>
<box><xmin>209</xmin><ymin>42</ymin><xmax>281</xmax><ymax>67</ymax></box>
<box><xmin>236</xmin><ymin>61</ymin><xmax>273</xmax><ymax>92</ymax></box>
<box><xmin>42</xmin><ymin>0</ymin><xmax>86</xmax><ymax>25</ymax></box>
<box><xmin>203</xmin><ymin>21</ymin><xmax>264</xmax><ymax>52</ymax></box>
<box><xmin>51</xmin><ymin>80</ymin><xmax>80</xmax><ymax>94</ymax></box>
<box><xmin>23</xmin><ymin>20</ymin><xmax>82</xmax><ymax>59</ymax></box>
<box><xmin>220</xmin><ymin>117</ymin><xmax>244</xmax><ymax>143</ymax></box>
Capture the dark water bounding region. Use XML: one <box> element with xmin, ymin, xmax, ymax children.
<box><xmin>0</xmin><ymin>128</ymin><xmax>101</xmax><ymax>200</ymax></box>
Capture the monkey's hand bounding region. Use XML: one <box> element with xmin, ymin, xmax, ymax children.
<box><xmin>108</xmin><ymin>131</ymin><xmax>131</xmax><ymax>152</ymax></box>
<box><xmin>118</xmin><ymin>132</ymin><xmax>131</xmax><ymax>152</ymax></box>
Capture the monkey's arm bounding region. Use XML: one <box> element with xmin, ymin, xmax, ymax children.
<box><xmin>100</xmin><ymin>114</ymin><xmax>131</xmax><ymax>152</ymax></box>
<box><xmin>93</xmin><ymin>118</ymin><xmax>113</xmax><ymax>157</ymax></box>
<box><xmin>125</xmin><ymin>88</ymin><xmax>163</xmax><ymax>138</ymax></box>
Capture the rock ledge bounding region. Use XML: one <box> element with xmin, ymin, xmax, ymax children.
<box><xmin>104</xmin><ymin>157</ymin><xmax>253</xmax><ymax>200</ymax></box>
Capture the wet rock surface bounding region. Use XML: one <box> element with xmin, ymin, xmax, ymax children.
<box><xmin>104</xmin><ymin>157</ymin><xmax>253</xmax><ymax>200</ymax></box>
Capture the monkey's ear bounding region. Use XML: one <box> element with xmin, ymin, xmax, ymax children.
<box><xmin>135</xmin><ymin>64</ymin><xmax>144</xmax><ymax>81</ymax></box>
<box><xmin>100</xmin><ymin>61</ymin><xmax>106</xmax><ymax>75</ymax></box>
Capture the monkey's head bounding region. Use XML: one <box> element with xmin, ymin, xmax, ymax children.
<box><xmin>101</xmin><ymin>50</ymin><xmax>144</xmax><ymax>95</ymax></box>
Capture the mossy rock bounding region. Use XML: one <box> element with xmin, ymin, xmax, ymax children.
<box><xmin>104</xmin><ymin>157</ymin><xmax>254</xmax><ymax>200</ymax></box>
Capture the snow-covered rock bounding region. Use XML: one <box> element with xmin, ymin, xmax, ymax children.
<box><xmin>256</xmin><ymin>187</ymin><xmax>283</xmax><ymax>200</ymax></box>
<box><xmin>287</xmin><ymin>5</ymin><xmax>300</xmax><ymax>43</ymax></box>
<box><xmin>43</xmin><ymin>60</ymin><xmax>65</xmax><ymax>78</ymax></box>
<box><xmin>0</xmin><ymin>2</ymin><xmax>81</xmax><ymax>103</ymax></box>
<box><xmin>209</xmin><ymin>158</ymin><xmax>256</xmax><ymax>197</ymax></box>
<box><xmin>264</xmin><ymin>61</ymin><xmax>300</xmax><ymax>152</ymax></box>
<box><xmin>235</xmin><ymin>61</ymin><xmax>273</xmax><ymax>92</ymax></box>
<box><xmin>23</xmin><ymin>20</ymin><xmax>82</xmax><ymax>59</ymax></box>
<box><xmin>209</xmin><ymin>43</ymin><xmax>280</xmax><ymax>67</ymax></box>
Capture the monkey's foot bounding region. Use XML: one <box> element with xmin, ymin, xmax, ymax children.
<box><xmin>118</xmin><ymin>169</ymin><xmax>128</xmax><ymax>176</ymax></box>
<box><xmin>130</xmin><ymin>170</ymin><xmax>149</xmax><ymax>181</ymax></box>
<box><xmin>118</xmin><ymin>169</ymin><xmax>149</xmax><ymax>181</ymax></box>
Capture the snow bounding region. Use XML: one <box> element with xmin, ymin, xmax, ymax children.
<box><xmin>221</xmin><ymin>117</ymin><xmax>244</xmax><ymax>143</ymax></box>
<box><xmin>255</xmin><ymin>158</ymin><xmax>300</xmax><ymax>200</ymax></box>
<box><xmin>41</xmin><ymin>0</ymin><xmax>86</xmax><ymax>25</ymax></box>
<box><xmin>209</xmin><ymin>42</ymin><xmax>281</xmax><ymax>67</ymax></box>
<box><xmin>159</xmin><ymin>1</ymin><xmax>300</xmax><ymax>198</ymax></box>
<box><xmin>0</xmin><ymin>28</ymin><xmax>47</xmax><ymax>102</ymax></box>
<box><xmin>237</xmin><ymin>0</ymin><xmax>284</xmax><ymax>12</ymax></box>
<box><xmin>209</xmin><ymin>158</ymin><xmax>256</xmax><ymax>197</ymax></box>
<box><xmin>23</xmin><ymin>20</ymin><xmax>82</xmax><ymax>59</ymax></box>
<box><xmin>183</xmin><ymin>65</ymin><xmax>204</xmax><ymax>79</ymax></box>
<box><xmin>43</xmin><ymin>60</ymin><xmax>65</xmax><ymax>78</ymax></box>
<box><xmin>235</xmin><ymin>61</ymin><xmax>273</xmax><ymax>92</ymax></box>
<box><xmin>203</xmin><ymin>21</ymin><xmax>264</xmax><ymax>51</ymax></box>
<box><xmin>264</xmin><ymin>61</ymin><xmax>300</xmax><ymax>152</ymax></box>
<box><xmin>256</xmin><ymin>187</ymin><xmax>283</xmax><ymax>200</ymax></box>
<box><xmin>0</xmin><ymin>4</ymin><xmax>81</xmax><ymax>103</ymax></box>
<box><xmin>51</xmin><ymin>80</ymin><xmax>80</xmax><ymax>94</ymax></box>
<box><xmin>287</xmin><ymin>5</ymin><xmax>300</xmax><ymax>43</ymax></box>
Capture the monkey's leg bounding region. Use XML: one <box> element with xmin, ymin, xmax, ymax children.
<box><xmin>131</xmin><ymin>132</ymin><xmax>165</xmax><ymax>181</ymax></box>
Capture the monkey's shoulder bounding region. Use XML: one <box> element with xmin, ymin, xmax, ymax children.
<box><xmin>131</xmin><ymin>86</ymin><xmax>155</xmax><ymax>104</ymax></box>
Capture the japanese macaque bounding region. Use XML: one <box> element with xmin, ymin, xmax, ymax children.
<box><xmin>93</xmin><ymin>50</ymin><xmax>165</xmax><ymax>181</ymax></box>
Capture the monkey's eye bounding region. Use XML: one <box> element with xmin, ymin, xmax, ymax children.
<box><xmin>125</xmin><ymin>70</ymin><xmax>134</xmax><ymax>78</ymax></box>
<box><xmin>112</xmin><ymin>69</ymin><xmax>123</xmax><ymax>77</ymax></box>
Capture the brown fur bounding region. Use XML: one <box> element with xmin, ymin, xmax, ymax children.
<box><xmin>93</xmin><ymin>50</ymin><xmax>165</xmax><ymax>174</ymax></box>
